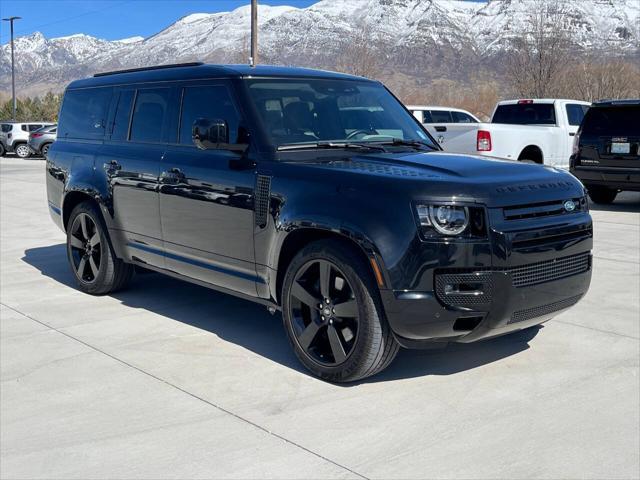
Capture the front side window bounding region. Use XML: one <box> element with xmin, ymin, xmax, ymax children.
<box><xmin>429</xmin><ymin>110</ymin><xmax>453</xmax><ymax>123</ymax></box>
<box><xmin>129</xmin><ymin>88</ymin><xmax>170</xmax><ymax>143</ymax></box>
<box><xmin>246</xmin><ymin>79</ymin><xmax>434</xmax><ymax>148</ymax></box>
<box><xmin>58</xmin><ymin>88</ymin><xmax>112</xmax><ymax>139</ymax></box>
<box><xmin>178</xmin><ymin>85</ymin><xmax>241</xmax><ymax>145</ymax></box>
<box><xmin>28</xmin><ymin>124</ymin><xmax>43</xmax><ymax>132</ymax></box>
<box><xmin>452</xmin><ymin>111</ymin><xmax>477</xmax><ymax>123</ymax></box>
<box><xmin>566</xmin><ymin>104</ymin><xmax>589</xmax><ymax>126</ymax></box>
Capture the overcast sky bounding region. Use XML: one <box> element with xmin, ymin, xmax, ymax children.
<box><xmin>0</xmin><ymin>0</ymin><xmax>486</xmax><ymax>44</ymax></box>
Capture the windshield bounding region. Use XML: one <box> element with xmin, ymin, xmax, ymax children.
<box><xmin>492</xmin><ymin>103</ymin><xmax>557</xmax><ymax>125</ymax></box>
<box><xmin>245</xmin><ymin>78</ymin><xmax>436</xmax><ymax>148</ymax></box>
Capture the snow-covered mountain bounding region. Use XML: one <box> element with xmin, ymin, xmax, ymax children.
<box><xmin>1</xmin><ymin>0</ymin><xmax>638</xmax><ymax>96</ymax></box>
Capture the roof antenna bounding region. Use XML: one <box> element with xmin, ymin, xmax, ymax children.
<box><xmin>250</xmin><ymin>0</ymin><xmax>258</xmax><ymax>67</ymax></box>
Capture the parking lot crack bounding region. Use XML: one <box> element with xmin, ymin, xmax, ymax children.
<box><xmin>0</xmin><ymin>302</ymin><xmax>369</xmax><ymax>480</ymax></box>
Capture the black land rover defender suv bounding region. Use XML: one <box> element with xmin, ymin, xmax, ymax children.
<box><xmin>47</xmin><ymin>63</ymin><xmax>593</xmax><ymax>382</ymax></box>
<box><xmin>570</xmin><ymin>99</ymin><xmax>640</xmax><ymax>204</ymax></box>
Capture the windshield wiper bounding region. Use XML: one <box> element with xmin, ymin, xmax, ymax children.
<box><xmin>379</xmin><ymin>138</ymin><xmax>437</xmax><ymax>151</ymax></box>
<box><xmin>277</xmin><ymin>141</ymin><xmax>387</xmax><ymax>152</ymax></box>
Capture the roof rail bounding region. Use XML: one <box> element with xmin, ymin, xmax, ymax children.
<box><xmin>93</xmin><ymin>62</ymin><xmax>204</xmax><ymax>77</ymax></box>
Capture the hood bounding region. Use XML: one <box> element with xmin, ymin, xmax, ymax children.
<box><xmin>296</xmin><ymin>151</ymin><xmax>585</xmax><ymax>208</ymax></box>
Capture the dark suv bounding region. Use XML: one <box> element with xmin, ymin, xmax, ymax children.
<box><xmin>47</xmin><ymin>63</ymin><xmax>593</xmax><ymax>382</ymax></box>
<box><xmin>570</xmin><ymin>99</ymin><xmax>640</xmax><ymax>204</ymax></box>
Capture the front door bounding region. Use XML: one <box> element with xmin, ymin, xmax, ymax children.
<box><xmin>159</xmin><ymin>83</ymin><xmax>258</xmax><ymax>296</ymax></box>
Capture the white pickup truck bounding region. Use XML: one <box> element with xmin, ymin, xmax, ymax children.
<box><xmin>409</xmin><ymin>99</ymin><xmax>591</xmax><ymax>168</ymax></box>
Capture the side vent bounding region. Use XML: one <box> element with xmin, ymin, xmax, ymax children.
<box><xmin>255</xmin><ymin>175</ymin><xmax>272</xmax><ymax>228</ymax></box>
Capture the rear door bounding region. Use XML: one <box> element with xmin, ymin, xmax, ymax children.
<box><xmin>98</xmin><ymin>86</ymin><xmax>169</xmax><ymax>267</ymax></box>
<box><xmin>579</xmin><ymin>104</ymin><xmax>640</xmax><ymax>168</ymax></box>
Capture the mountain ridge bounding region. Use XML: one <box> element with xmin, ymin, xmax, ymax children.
<box><xmin>1</xmin><ymin>0</ymin><xmax>638</xmax><ymax>96</ymax></box>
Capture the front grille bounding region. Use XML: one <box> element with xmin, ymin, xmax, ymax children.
<box><xmin>503</xmin><ymin>197</ymin><xmax>587</xmax><ymax>221</ymax></box>
<box><xmin>509</xmin><ymin>252</ymin><xmax>591</xmax><ymax>288</ymax></box>
<box><xmin>510</xmin><ymin>295</ymin><xmax>583</xmax><ymax>324</ymax></box>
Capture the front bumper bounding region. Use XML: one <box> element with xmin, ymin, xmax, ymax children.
<box><xmin>380</xmin><ymin>205</ymin><xmax>593</xmax><ymax>347</ymax></box>
<box><xmin>382</xmin><ymin>258</ymin><xmax>591</xmax><ymax>347</ymax></box>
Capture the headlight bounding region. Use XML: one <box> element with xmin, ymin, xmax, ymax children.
<box><xmin>415</xmin><ymin>203</ymin><xmax>484</xmax><ymax>238</ymax></box>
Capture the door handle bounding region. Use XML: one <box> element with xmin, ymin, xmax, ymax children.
<box><xmin>435</xmin><ymin>126</ymin><xmax>447</xmax><ymax>132</ymax></box>
<box><xmin>103</xmin><ymin>160</ymin><xmax>121</xmax><ymax>174</ymax></box>
<box><xmin>569</xmin><ymin>132</ymin><xmax>576</xmax><ymax>136</ymax></box>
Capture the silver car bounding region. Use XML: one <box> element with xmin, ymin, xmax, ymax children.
<box><xmin>28</xmin><ymin>124</ymin><xmax>57</xmax><ymax>158</ymax></box>
<box><xmin>0</xmin><ymin>121</ymin><xmax>55</xmax><ymax>157</ymax></box>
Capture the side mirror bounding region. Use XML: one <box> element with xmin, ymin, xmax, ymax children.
<box><xmin>192</xmin><ymin>118</ymin><xmax>228</xmax><ymax>150</ymax></box>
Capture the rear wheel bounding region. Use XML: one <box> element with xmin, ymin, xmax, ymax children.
<box><xmin>282</xmin><ymin>239</ymin><xmax>399</xmax><ymax>382</ymax></box>
<box><xmin>0</xmin><ymin>143</ymin><xmax>5</xmax><ymax>157</ymax></box>
<box><xmin>67</xmin><ymin>202</ymin><xmax>134</xmax><ymax>295</ymax></box>
<box><xmin>14</xmin><ymin>143</ymin><xmax>31</xmax><ymax>158</ymax></box>
<box><xmin>587</xmin><ymin>185</ymin><xmax>618</xmax><ymax>204</ymax></box>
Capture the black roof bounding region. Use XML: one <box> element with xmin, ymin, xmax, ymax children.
<box><xmin>68</xmin><ymin>63</ymin><xmax>374</xmax><ymax>89</ymax></box>
<box><xmin>593</xmin><ymin>99</ymin><xmax>640</xmax><ymax>106</ymax></box>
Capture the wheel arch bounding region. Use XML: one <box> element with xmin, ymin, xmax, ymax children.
<box><xmin>61</xmin><ymin>188</ymin><xmax>109</xmax><ymax>232</ymax></box>
<box><xmin>274</xmin><ymin>227</ymin><xmax>385</xmax><ymax>305</ymax></box>
<box><xmin>518</xmin><ymin>145</ymin><xmax>544</xmax><ymax>164</ymax></box>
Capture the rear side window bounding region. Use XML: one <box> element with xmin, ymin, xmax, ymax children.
<box><xmin>21</xmin><ymin>125</ymin><xmax>28</xmax><ymax>131</ymax></box>
<box><xmin>566</xmin><ymin>104</ymin><xmax>589</xmax><ymax>126</ymax></box>
<box><xmin>492</xmin><ymin>103</ymin><xmax>556</xmax><ymax>125</ymax></box>
<box><xmin>429</xmin><ymin>110</ymin><xmax>453</xmax><ymax>123</ymax></box>
<box><xmin>111</xmin><ymin>90</ymin><xmax>135</xmax><ymax>141</ymax></box>
<box><xmin>58</xmin><ymin>88</ymin><xmax>112</xmax><ymax>139</ymax></box>
<box><xmin>178</xmin><ymin>85</ymin><xmax>241</xmax><ymax>145</ymax></box>
<box><xmin>452</xmin><ymin>111</ymin><xmax>477</xmax><ymax>123</ymax></box>
<box><xmin>582</xmin><ymin>106</ymin><xmax>640</xmax><ymax>137</ymax></box>
<box><xmin>130</xmin><ymin>88</ymin><xmax>171</xmax><ymax>143</ymax></box>
<box><xmin>1</xmin><ymin>124</ymin><xmax>12</xmax><ymax>133</ymax></box>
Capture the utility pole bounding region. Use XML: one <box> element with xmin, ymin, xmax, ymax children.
<box><xmin>250</xmin><ymin>0</ymin><xmax>258</xmax><ymax>66</ymax></box>
<box><xmin>2</xmin><ymin>16</ymin><xmax>21</xmax><ymax>120</ymax></box>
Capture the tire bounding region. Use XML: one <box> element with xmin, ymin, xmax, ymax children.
<box><xmin>0</xmin><ymin>143</ymin><xmax>5</xmax><ymax>157</ymax></box>
<box><xmin>41</xmin><ymin>143</ymin><xmax>51</xmax><ymax>158</ymax></box>
<box><xmin>587</xmin><ymin>185</ymin><xmax>617</xmax><ymax>204</ymax></box>
<box><xmin>66</xmin><ymin>201</ymin><xmax>134</xmax><ymax>295</ymax></box>
<box><xmin>282</xmin><ymin>239</ymin><xmax>399</xmax><ymax>382</ymax></box>
<box><xmin>14</xmin><ymin>143</ymin><xmax>31</xmax><ymax>158</ymax></box>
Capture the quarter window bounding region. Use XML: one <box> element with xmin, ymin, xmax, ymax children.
<box><xmin>130</xmin><ymin>88</ymin><xmax>170</xmax><ymax>143</ymax></box>
<box><xmin>178</xmin><ymin>85</ymin><xmax>241</xmax><ymax>145</ymax></box>
<box><xmin>58</xmin><ymin>87</ymin><xmax>112</xmax><ymax>139</ymax></box>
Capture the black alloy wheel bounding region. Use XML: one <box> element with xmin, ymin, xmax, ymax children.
<box><xmin>289</xmin><ymin>259</ymin><xmax>359</xmax><ymax>366</ymax></box>
<box><xmin>66</xmin><ymin>202</ymin><xmax>134</xmax><ymax>295</ymax></box>
<box><xmin>69</xmin><ymin>213</ymin><xmax>102</xmax><ymax>283</ymax></box>
<box><xmin>282</xmin><ymin>239</ymin><xmax>399</xmax><ymax>382</ymax></box>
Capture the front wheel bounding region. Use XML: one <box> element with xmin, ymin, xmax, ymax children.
<box><xmin>14</xmin><ymin>143</ymin><xmax>31</xmax><ymax>158</ymax></box>
<box><xmin>67</xmin><ymin>202</ymin><xmax>134</xmax><ymax>295</ymax></box>
<box><xmin>587</xmin><ymin>185</ymin><xmax>617</xmax><ymax>204</ymax></box>
<box><xmin>41</xmin><ymin>143</ymin><xmax>51</xmax><ymax>158</ymax></box>
<box><xmin>0</xmin><ymin>143</ymin><xmax>5</xmax><ymax>157</ymax></box>
<box><xmin>282</xmin><ymin>239</ymin><xmax>399</xmax><ymax>382</ymax></box>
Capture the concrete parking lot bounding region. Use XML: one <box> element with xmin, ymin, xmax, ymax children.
<box><xmin>1</xmin><ymin>156</ymin><xmax>639</xmax><ymax>480</ymax></box>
